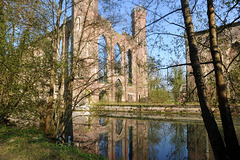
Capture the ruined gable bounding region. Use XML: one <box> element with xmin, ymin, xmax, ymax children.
<box><xmin>186</xmin><ymin>22</ymin><xmax>240</xmax><ymax>102</ymax></box>
<box><xmin>59</xmin><ymin>0</ymin><xmax>148</xmax><ymax>104</ymax></box>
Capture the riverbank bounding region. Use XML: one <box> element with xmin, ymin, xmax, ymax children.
<box><xmin>0</xmin><ymin>124</ymin><xmax>105</xmax><ymax>160</ymax></box>
<box><xmin>82</xmin><ymin>103</ymin><xmax>240</xmax><ymax>115</ymax></box>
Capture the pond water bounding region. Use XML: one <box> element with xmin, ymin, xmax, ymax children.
<box><xmin>70</xmin><ymin>112</ymin><xmax>240</xmax><ymax>160</ymax></box>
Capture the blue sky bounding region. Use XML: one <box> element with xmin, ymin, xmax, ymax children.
<box><xmin>98</xmin><ymin>0</ymin><xmax>186</xmax><ymax>85</ymax></box>
<box><xmin>98</xmin><ymin>0</ymin><xmax>239</xmax><ymax>85</ymax></box>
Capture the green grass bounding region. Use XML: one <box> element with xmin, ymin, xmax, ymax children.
<box><xmin>93</xmin><ymin>102</ymin><xmax>178</xmax><ymax>107</ymax></box>
<box><xmin>93</xmin><ymin>101</ymin><xmax>203</xmax><ymax>107</ymax></box>
<box><xmin>0</xmin><ymin>124</ymin><xmax>105</xmax><ymax>160</ymax></box>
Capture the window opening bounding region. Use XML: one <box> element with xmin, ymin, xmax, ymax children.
<box><xmin>98</xmin><ymin>36</ymin><xmax>108</xmax><ymax>82</ymax></box>
<box><xmin>127</xmin><ymin>50</ymin><xmax>132</xmax><ymax>85</ymax></box>
<box><xmin>114</xmin><ymin>44</ymin><xmax>121</xmax><ymax>74</ymax></box>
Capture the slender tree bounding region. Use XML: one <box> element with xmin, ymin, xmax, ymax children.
<box><xmin>180</xmin><ymin>0</ymin><xmax>230</xmax><ymax>159</ymax></box>
<box><xmin>45</xmin><ymin>0</ymin><xmax>64</xmax><ymax>135</ymax></box>
<box><xmin>207</xmin><ymin>0</ymin><xmax>240</xmax><ymax>158</ymax></box>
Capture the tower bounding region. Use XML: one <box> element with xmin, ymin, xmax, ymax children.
<box><xmin>71</xmin><ymin>0</ymin><xmax>99</xmax><ymax>105</ymax></box>
<box><xmin>132</xmin><ymin>5</ymin><xmax>147</xmax><ymax>40</ymax></box>
<box><xmin>72</xmin><ymin>0</ymin><xmax>99</xmax><ymax>76</ymax></box>
<box><xmin>72</xmin><ymin>0</ymin><xmax>98</xmax><ymax>20</ymax></box>
<box><xmin>72</xmin><ymin>0</ymin><xmax>98</xmax><ymax>53</ymax></box>
<box><xmin>131</xmin><ymin>6</ymin><xmax>148</xmax><ymax>101</ymax></box>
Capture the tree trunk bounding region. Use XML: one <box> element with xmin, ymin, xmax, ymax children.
<box><xmin>45</xmin><ymin>0</ymin><xmax>64</xmax><ymax>136</ymax></box>
<box><xmin>45</xmin><ymin>46</ymin><xmax>55</xmax><ymax>135</ymax></box>
<box><xmin>207</xmin><ymin>0</ymin><xmax>240</xmax><ymax>158</ymax></box>
<box><xmin>180</xmin><ymin>0</ymin><xmax>230</xmax><ymax>159</ymax></box>
<box><xmin>40</xmin><ymin>101</ymin><xmax>46</xmax><ymax>131</ymax></box>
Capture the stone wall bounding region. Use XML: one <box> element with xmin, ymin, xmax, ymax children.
<box><xmin>89</xmin><ymin>104</ymin><xmax>240</xmax><ymax>115</ymax></box>
<box><xmin>59</xmin><ymin>0</ymin><xmax>148</xmax><ymax>106</ymax></box>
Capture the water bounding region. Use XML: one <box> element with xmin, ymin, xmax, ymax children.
<box><xmin>71</xmin><ymin>112</ymin><xmax>240</xmax><ymax>160</ymax></box>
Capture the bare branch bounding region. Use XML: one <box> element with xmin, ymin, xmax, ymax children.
<box><xmin>148</xmin><ymin>32</ymin><xmax>185</xmax><ymax>38</ymax></box>
<box><xmin>160</xmin><ymin>61</ymin><xmax>213</xmax><ymax>69</ymax></box>
<box><xmin>133</xmin><ymin>8</ymin><xmax>182</xmax><ymax>38</ymax></box>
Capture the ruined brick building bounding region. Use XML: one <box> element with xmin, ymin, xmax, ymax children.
<box><xmin>59</xmin><ymin>0</ymin><xmax>148</xmax><ymax>104</ymax></box>
<box><xmin>186</xmin><ymin>22</ymin><xmax>240</xmax><ymax>102</ymax></box>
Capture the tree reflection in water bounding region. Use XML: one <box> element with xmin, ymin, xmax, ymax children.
<box><xmin>167</xmin><ymin>123</ymin><xmax>188</xmax><ymax>160</ymax></box>
<box><xmin>148</xmin><ymin>122</ymin><xmax>188</xmax><ymax>160</ymax></box>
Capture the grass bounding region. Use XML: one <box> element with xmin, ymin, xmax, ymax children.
<box><xmin>93</xmin><ymin>101</ymin><xmax>203</xmax><ymax>107</ymax></box>
<box><xmin>0</xmin><ymin>124</ymin><xmax>105</xmax><ymax>160</ymax></box>
<box><xmin>94</xmin><ymin>102</ymin><xmax>179</xmax><ymax>107</ymax></box>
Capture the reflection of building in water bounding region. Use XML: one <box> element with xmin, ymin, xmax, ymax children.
<box><xmin>72</xmin><ymin>112</ymin><xmax>235</xmax><ymax>159</ymax></box>
<box><xmin>187</xmin><ymin>124</ymin><xmax>214</xmax><ymax>160</ymax></box>
<box><xmin>72</xmin><ymin>114</ymin><xmax>148</xmax><ymax>160</ymax></box>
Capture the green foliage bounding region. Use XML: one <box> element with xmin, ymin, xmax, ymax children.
<box><xmin>148</xmin><ymin>56</ymin><xmax>172</xmax><ymax>103</ymax></box>
<box><xmin>149</xmin><ymin>78</ymin><xmax>172</xmax><ymax>103</ymax></box>
<box><xmin>169</xmin><ymin>67</ymin><xmax>185</xmax><ymax>102</ymax></box>
<box><xmin>0</xmin><ymin>1</ymin><xmax>52</xmax><ymax>122</ymax></box>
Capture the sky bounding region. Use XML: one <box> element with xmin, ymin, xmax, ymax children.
<box><xmin>98</xmin><ymin>0</ymin><xmax>239</xmax><ymax>87</ymax></box>
<box><xmin>98</xmin><ymin>0</ymin><xmax>187</xmax><ymax>87</ymax></box>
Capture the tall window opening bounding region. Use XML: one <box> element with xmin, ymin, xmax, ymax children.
<box><xmin>115</xmin><ymin>79</ymin><xmax>123</xmax><ymax>102</ymax></box>
<box><xmin>58</xmin><ymin>37</ymin><xmax>62</xmax><ymax>77</ymax></box>
<box><xmin>114</xmin><ymin>44</ymin><xmax>121</xmax><ymax>74</ymax></box>
<box><xmin>98</xmin><ymin>36</ymin><xmax>108</xmax><ymax>82</ymax></box>
<box><xmin>68</xmin><ymin>35</ymin><xmax>72</xmax><ymax>75</ymax></box>
<box><xmin>127</xmin><ymin>50</ymin><xmax>132</xmax><ymax>86</ymax></box>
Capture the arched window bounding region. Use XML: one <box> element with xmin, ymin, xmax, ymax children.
<box><xmin>115</xmin><ymin>79</ymin><xmax>123</xmax><ymax>102</ymax></box>
<box><xmin>98</xmin><ymin>36</ymin><xmax>108</xmax><ymax>82</ymax></box>
<box><xmin>114</xmin><ymin>44</ymin><xmax>121</xmax><ymax>74</ymax></box>
<box><xmin>127</xmin><ymin>50</ymin><xmax>132</xmax><ymax>86</ymax></box>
